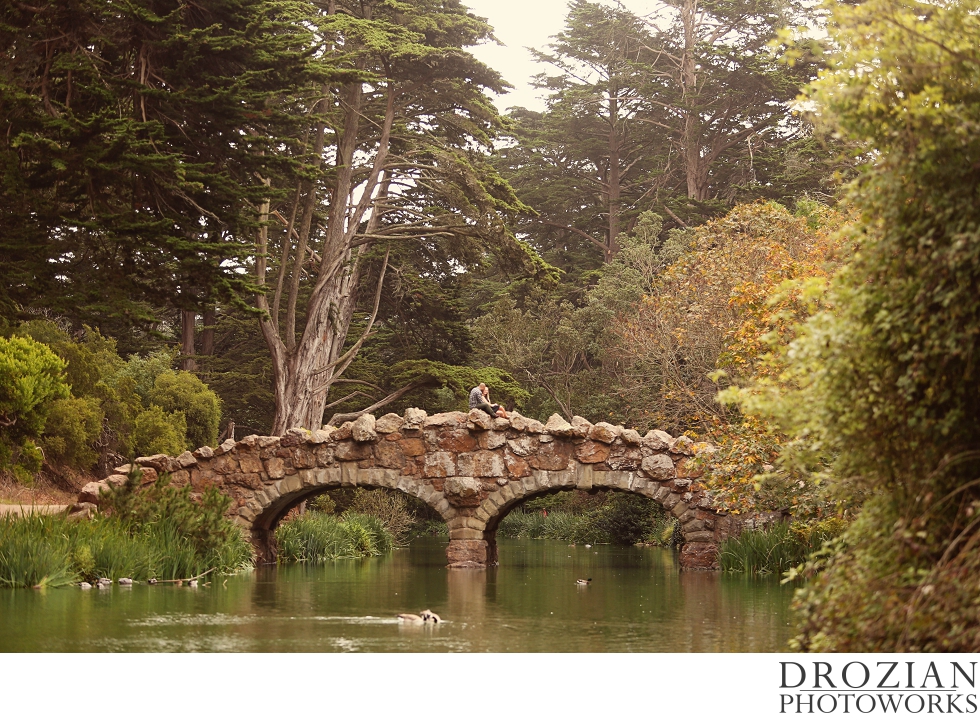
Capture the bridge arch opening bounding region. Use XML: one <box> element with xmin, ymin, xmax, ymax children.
<box><xmin>248</xmin><ymin>475</ymin><xmax>453</xmax><ymax>565</ymax></box>
<box><xmin>485</xmin><ymin>487</ymin><xmax>682</xmax><ymax>566</ymax></box>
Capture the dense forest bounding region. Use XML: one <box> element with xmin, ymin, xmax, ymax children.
<box><xmin>2</xmin><ymin>0</ymin><xmax>979</xmax><ymax>651</ymax></box>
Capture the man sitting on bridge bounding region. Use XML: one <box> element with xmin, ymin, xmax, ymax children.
<box><xmin>469</xmin><ymin>383</ymin><xmax>508</xmax><ymax>419</ymax></box>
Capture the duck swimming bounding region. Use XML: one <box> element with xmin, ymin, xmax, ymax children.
<box><xmin>576</xmin><ymin>578</ymin><xmax>592</xmax><ymax>585</ymax></box>
<box><xmin>397</xmin><ymin>613</ymin><xmax>425</xmax><ymax>624</ymax></box>
<box><xmin>420</xmin><ymin>609</ymin><xmax>442</xmax><ymax>624</ymax></box>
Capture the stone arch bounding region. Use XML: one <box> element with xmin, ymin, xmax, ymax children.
<box><xmin>246</xmin><ymin>463</ymin><xmax>459</xmax><ymax>564</ymax></box>
<box><xmin>76</xmin><ymin>408</ymin><xmax>733</xmax><ymax>570</ymax></box>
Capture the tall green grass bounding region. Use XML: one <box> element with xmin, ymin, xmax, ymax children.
<box><xmin>0</xmin><ymin>511</ymin><xmax>252</xmax><ymax>588</ymax></box>
<box><xmin>719</xmin><ymin>519</ymin><xmax>847</xmax><ymax>575</ymax></box>
<box><xmin>275</xmin><ymin>511</ymin><xmax>393</xmax><ymax>563</ymax></box>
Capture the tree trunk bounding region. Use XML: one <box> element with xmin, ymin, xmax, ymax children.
<box><xmin>180</xmin><ymin>310</ymin><xmax>197</xmax><ymax>371</ymax></box>
<box><xmin>679</xmin><ymin>0</ymin><xmax>707</xmax><ymax>201</ymax></box>
<box><xmin>607</xmin><ymin>88</ymin><xmax>622</xmax><ymax>262</ymax></box>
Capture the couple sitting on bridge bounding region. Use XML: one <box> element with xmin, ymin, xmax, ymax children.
<box><xmin>469</xmin><ymin>383</ymin><xmax>509</xmax><ymax>419</ymax></box>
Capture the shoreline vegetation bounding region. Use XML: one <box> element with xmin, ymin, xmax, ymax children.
<box><xmin>718</xmin><ymin>520</ymin><xmax>847</xmax><ymax>577</ymax></box>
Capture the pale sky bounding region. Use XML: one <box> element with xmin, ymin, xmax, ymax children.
<box><xmin>463</xmin><ymin>0</ymin><xmax>657</xmax><ymax>112</ymax></box>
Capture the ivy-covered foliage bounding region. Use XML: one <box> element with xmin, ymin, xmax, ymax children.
<box><xmin>730</xmin><ymin>0</ymin><xmax>980</xmax><ymax>651</ymax></box>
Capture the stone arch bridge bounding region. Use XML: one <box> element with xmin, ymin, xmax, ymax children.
<box><xmin>80</xmin><ymin>408</ymin><xmax>743</xmax><ymax>569</ymax></box>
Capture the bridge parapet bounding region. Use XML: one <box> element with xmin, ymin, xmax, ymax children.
<box><xmin>78</xmin><ymin>409</ymin><xmax>737</xmax><ymax>569</ymax></box>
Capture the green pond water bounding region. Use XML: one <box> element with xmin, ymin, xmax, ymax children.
<box><xmin>0</xmin><ymin>538</ymin><xmax>795</xmax><ymax>652</ymax></box>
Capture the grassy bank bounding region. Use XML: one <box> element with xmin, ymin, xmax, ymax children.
<box><xmin>0</xmin><ymin>472</ymin><xmax>252</xmax><ymax>588</ymax></box>
<box><xmin>0</xmin><ymin>511</ymin><xmax>252</xmax><ymax>588</ymax></box>
<box><xmin>275</xmin><ymin>511</ymin><xmax>393</xmax><ymax>563</ymax></box>
<box><xmin>719</xmin><ymin>520</ymin><xmax>847</xmax><ymax>576</ymax></box>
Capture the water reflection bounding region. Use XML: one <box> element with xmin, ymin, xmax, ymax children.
<box><xmin>0</xmin><ymin>538</ymin><xmax>794</xmax><ymax>652</ymax></box>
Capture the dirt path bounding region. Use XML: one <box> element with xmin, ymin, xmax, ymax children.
<box><xmin>0</xmin><ymin>504</ymin><xmax>71</xmax><ymax>518</ymax></box>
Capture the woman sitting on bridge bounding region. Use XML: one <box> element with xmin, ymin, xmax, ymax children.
<box><xmin>469</xmin><ymin>383</ymin><xmax>508</xmax><ymax>419</ymax></box>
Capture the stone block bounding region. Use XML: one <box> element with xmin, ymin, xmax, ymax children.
<box><xmin>135</xmin><ymin>454</ymin><xmax>174</xmax><ymax>472</ymax></box>
<box><xmin>78</xmin><ymin>479</ymin><xmax>112</xmax><ymax>504</ymax></box>
<box><xmin>315</xmin><ymin>447</ymin><xmax>334</xmax><ymax>467</ymax></box>
<box><xmin>265</xmin><ymin>457</ymin><xmax>286</xmax><ymax>480</ymax></box>
<box><xmin>525</xmin><ymin>418</ymin><xmax>545</xmax><ymax>434</ymax></box>
<box><xmin>467</xmin><ymin>408</ymin><xmax>493</xmax><ymax>430</ymax></box>
<box><xmin>309</xmin><ymin>430</ymin><xmax>331</xmax><ymax>444</ymax></box>
<box><xmin>402</xmin><ymin>407</ymin><xmax>427</xmax><ymax>429</ymax></box>
<box><xmin>457</xmin><ymin>450</ymin><xmax>505</xmax><ymax>478</ymax></box>
<box><xmin>278</xmin><ymin>475</ymin><xmax>301</xmax><ymax>495</ymax></box>
<box><xmin>375</xmin><ymin>413</ymin><xmax>404</xmax><ymax>434</ymax></box>
<box><xmin>544</xmin><ymin>413</ymin><xmax>573</xmax><ymax>436</ymax></box>
<box><xmin>193</xmin><ymin>446</ymin><xmax>215</xmax><ymax>460</ymax></box>
<box><xmin>672</xmin><ymin>501</ymin><xmax>690</xmax><ymax>518</ymax></box>
<box><xmin>619</xmin><ymin>428</ymin><xmax>642</xmax><ymax>446</ymax></box>
<box><xmin>340</xmin><ymin>462</ymin><xmax>359</xmax><ymax>486</ymax></box>
<box><xmin>641</xmin><ymin>454</ymin><xmax>675</xmax><ymax>481</ymax></box>
<box><xmin>257</xmin><ymin>436</ymin><xmax>280</xmax><ymax>448</ymax></box>
<box><xmin>176</xmin><ymin>451</ymin><xmax>197</xmax><ymax>468</ymax></box>
<box><xmin>678</xmin><ymin>508</ymin><xmax>698</xmax><ymax>523</ymax></box>
<box><xmin>681</xmin><ymin>518</ymin><xmax>705</xmax><ymax>532</ymax></box>
<box><xmin>219</xmin><ymin>439</ymin><xmax>237</xmax><ymax>454</ymax></box>
<box><xmin>351</xmin><ymin>414</ymin><xmax>378</xmax><ymax>442</ymax></box>
<box><xmin>529</xmin><ymin>441</ymin><xmax>573</xmax><ymax>471</ymax></box>
<box><xmin>315</xmin><ymin>467</ymin><xmax>341</xmax><ymax>485</ymax></box>
<box><xmin>438</xmin><ymin>428</ymin><xmax>478</xmax><ymax>453</ymax></box>
<box><xmin>444</xmin><ymin>477</ymin><xmax>482</xmax><ymax>504</ymax></box>
<box><xmin>374</xmin><ymin>439</ymin><xmax>406</xmax><ymax>469</ymax></box>
<box><xmin>331</xmin><ymin>421</ymin><xmax>354</xmax><ymax>440</ymax></box>
<box><xmin>490</xmin><ymin>416</ymin><xmax>511</xmax><ymax>431</ymax></box>
<box><xmin>446</xmin><ymin>539</ymin><xmax>487</xmax><ymax>567</ymax></box>
<box><xmin>434</xmin><ymin>498</ymin><xmax>452</xmax><ymax>515</ymax></box>
<box><xmin>506</xmin><ymin>436</ymin><xmax>538</xmax><ymax>457</ymax></box>
<box><xmin>683</xmin><ymin>530</ymin><xmax>715</xmax><ymax>543</ymax></box>
<box><xmin>290</xmin><ymin>448</ymin><xmax>315</xmax><ymax>469</ymax></box>
<box><xmin>503</xmin><ymin>450</ymin><xmax>531</xmax><ymax>478</ymax></box>
<box><xmin>679</xmin><ymin>542</ymin><xmax>718</xmax><ymax>570</ymax></box>
<box><xmin>653</xmin><ymin>486</ymin><xmax>670</xmax><ymax>503</ymax></box>
<box><xmin>422</xmin><ymin>451</ymin><xmax>455</xmax><ymax>478</ymax></box>
<box><xmin>449</xmin><ymin>527</ymin><xmax>484</xmax><ymax>540</ymax></box>
<box><xmin>448</xmin><ymin>516</ymin><xmax>483</xmax><ymax>531</ymax></box>
<box><xmin>663</xmin><ymin>492</ymin><xmax>682</xmax><ymax>510</ymax></box>
<box><xmin>570</xmin><ymin>416</ymin><xmax>592</xmax><ymax>438</ymax></box>
<box><xmin>483</xmin><ymin>431</ymin><xmax>507</xmax><ymax>450</ymax></box>
<box><xmin>424</xmin><ymin>411</ymin><xmax>466</xmax><ymax>428</ymax></box>
<box><xmin>588</xmin><ymin>422</ymin><xmax>618</xmax><ymax>444</ymax></box>
<box><xmin>238</xmin><ymin>434</ymin><xmax>259</xmax><ymax>449</ymax></box>
<box><xmin>506</xmin><ymin>414</ymin><xmax>527</xmax><ymax>432</ymax></box>
<box><xmin>397</xmin><ymin>437</ymin><xmax>426</xmax><ymax>457</ymax></box>
<box><xmin>607</xmin><ymin>445</ymin><xmax>642</xmax><ymax>470</ymax></box>
<box><xmin>170</xmin><ymin>470</ymin><xmax>190</xmax><ymax>486</ymax></box>
<box><xmin>334</xmin><ymin>441</ymin><xmax>372</xmax><ymax>461</ymax></box>
<box><xmin>575</xmin><ymin>440</ymin><xmax>609</xmax><ymax>464</ymax></box>
<box><xmin>574</xmin><ymin>465</ymin><xmax>593</xmax><ymax>490</ymax></box>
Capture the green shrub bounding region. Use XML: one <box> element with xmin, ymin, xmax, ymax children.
<box><xmin>147</xmin><ymin>370</ymin><xmax>221</xmax><ymax>449</ymax></box>
<box><xmin>132</xmin><ymin>406</ymin><xmax>187</xmax><ymax>457</ymax></box>
<box><xmin>42</xmin><ymin>395</ymin><xmax>103</xmax><ymax>468</ymax></box>
<box><xmin>348</xmin><ymin>489</ymin><xmax>417</xmax><ymax>546</ymax></box>
<box><xmin>112</xmin><ymin>349</ymin><xmax>177</xmax><ymax>403</ymax></box>
<box><xmin>0</xmin><ymin>336</ymin><xmax>69</xmax><ymax>441</ymax></box>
